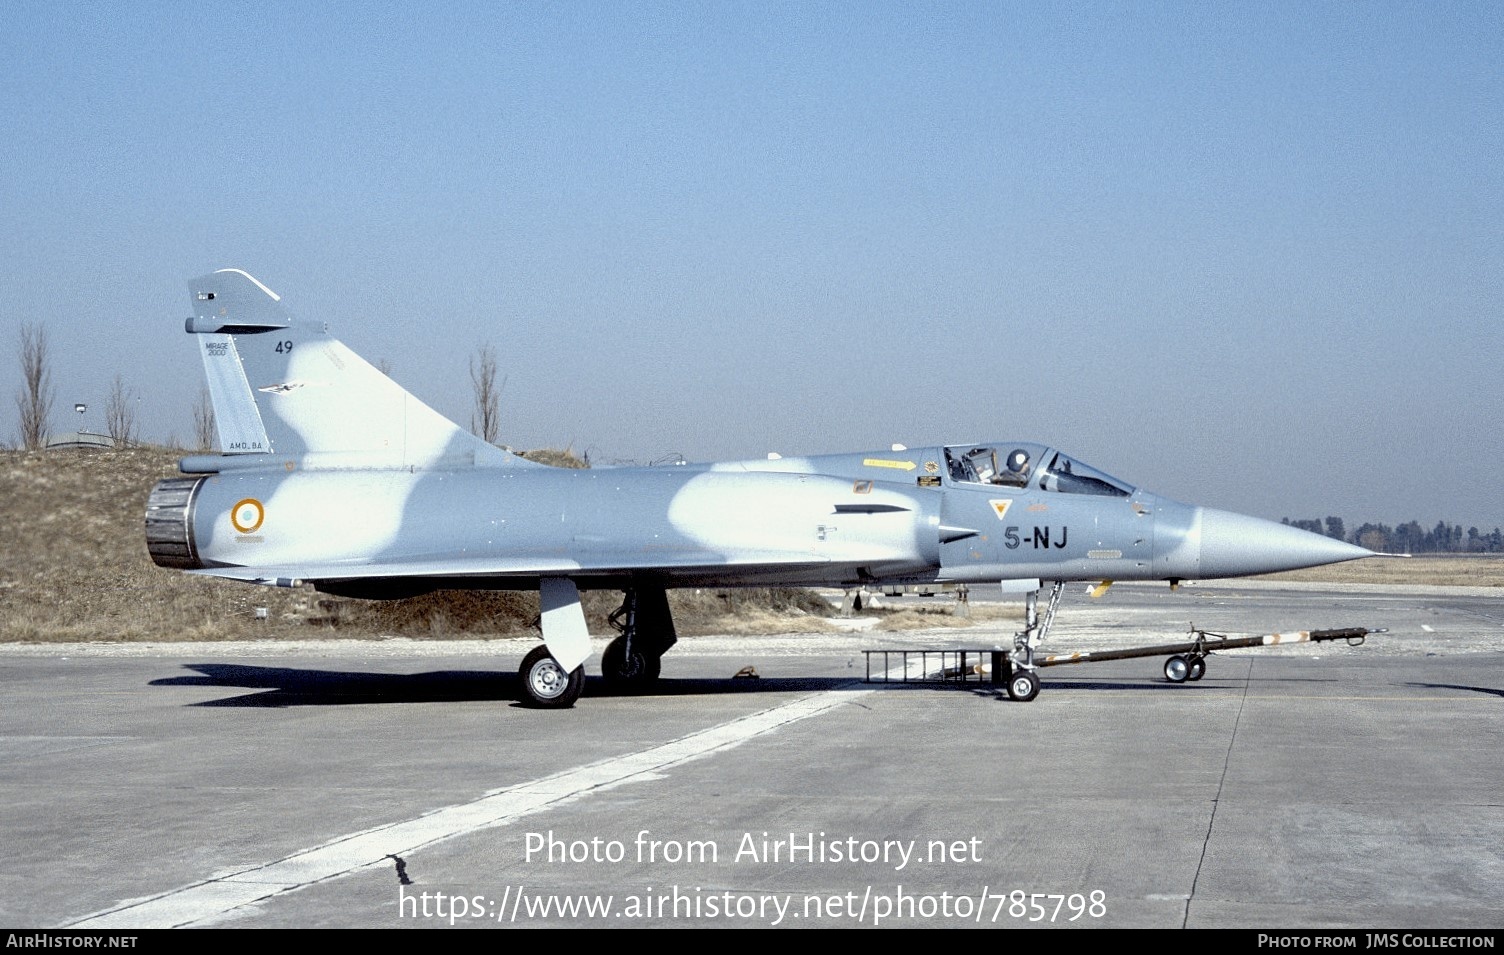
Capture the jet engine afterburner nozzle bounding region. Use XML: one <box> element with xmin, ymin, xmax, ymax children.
<box><xmin>144</xmin><ymin>476</ymin><xmax>207</xmax><ymax>569</ymax></box>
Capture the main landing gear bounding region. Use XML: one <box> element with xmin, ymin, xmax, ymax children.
<box><xmin>518</xmin><ymin>585</ymin><xmax>679</xmax><ymax>708</ymax></box>
<box><xmin>601</xmin><ymin>635</ymin><xmax>661</xmax><ymax>684</ymax></box>
<box><xmin>600</xmin><ymin>587</ymin><xmax>676</xmax><ymax>691</ymax></box>
<box><xmin>519</xmin><ymin>645</ymin><xmax>585</xmax><ymax>709</ymax></box>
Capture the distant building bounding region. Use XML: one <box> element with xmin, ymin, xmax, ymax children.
<box><xmin>44</xmin><ymin>431</ymin><xmax>115</xmax><ymax>450</ymax></box>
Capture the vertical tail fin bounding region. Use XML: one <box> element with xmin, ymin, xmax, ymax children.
<box><xmin>185</xmin><ymin>269</ymin><xmax>535</xmax><ymax>469</ymax></box>
<box><xmin>196</xmin><ymin>333</ymin><xmax>272</xmax><ymax>452</ymax></box>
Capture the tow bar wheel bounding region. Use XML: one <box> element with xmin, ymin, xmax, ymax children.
<box><xmin>1164</xmin><ymin>654</ymin><xmax>1190</xmax><ymax>683</ymax></box>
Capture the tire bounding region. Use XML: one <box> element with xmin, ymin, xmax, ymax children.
<box><xmin>1164</xmin><ymin>655</ymin><xmax>1190</xmax><ymax>683</ymax></box>
<box><xmin>601</xmin><ymin>636</ymin><xmax>661</xmax><ymax>687</ymax></box>
<box><xmin>519</xmin><ymin>645</ymin><xmax>584</xmax><ymax>709</ymax></box>
<box><xmin>1187</xmin><ymin>658</ymin><xmax>1205</xmax><ymax>682</ymax></box>
<box><xmin>1006</xmin><ymin>668</ymin><xmax>1040</xmax><ymax>702</ymax></box>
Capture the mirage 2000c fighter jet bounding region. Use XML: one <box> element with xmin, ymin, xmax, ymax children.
<box><xmin>145</xmin><ymin>270</ymin><xmax>1373</xmax><ymax>707</ymax></box>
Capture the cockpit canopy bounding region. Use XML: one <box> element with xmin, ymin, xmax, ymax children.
<box><xmin>944</xmin><ymin>443</ymin><xmax>1133</xmax><ymax>498</ymax></box>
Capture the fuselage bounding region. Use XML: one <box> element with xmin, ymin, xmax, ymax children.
<box><xmin>147</xmin><ymin>441</ymin><xmax>1371</xmax><ymax>594</ymax></box>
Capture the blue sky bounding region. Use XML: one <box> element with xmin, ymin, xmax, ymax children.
<box><xmin>2</xmin><ymin>1</ymin><xmax>1500</xmax><ymax>528</ymax></box>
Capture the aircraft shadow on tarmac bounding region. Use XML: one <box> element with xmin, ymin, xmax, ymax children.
<box><xmin>151</xmin><ymin>663</ymin><xmax>863</xmax><ymax>708</ymax></box>
<box><xmin>1407</xmin><ymin>681</ymin><xmax>1504</xmax><ymax>699</ymax></box>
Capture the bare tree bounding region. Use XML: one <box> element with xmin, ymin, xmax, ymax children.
<box><xmin>15</xmin><ymin>322</ymin><xmax>54</xmax><ymax>449</ymax></box>
<box><xmin>105</xmin><ymin>374</ymin><xmax>139</xmax><ymax>447</ymax></box>
<box><xmin>469</xmin><ymin>344</ymin><xmax>504</xmax><ymax>445</ymax></box>
<box><xmin>193</xmin><ymin>386</ymin><xmax>216</xmax><ymax>451</ymax></box>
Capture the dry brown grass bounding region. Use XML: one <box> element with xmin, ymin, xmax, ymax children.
<box><xmin>517</xmin><ymin>447</ymin><xmax>589</xmax><ymax>469</ymax></box>
<box><xmin>330</xmin><ymin>587</ymin><xmax>838</xmax><ymax>637</ymax></box>
<box><xmin>868</xmin><ymin>600</ymin><xmax>1023</xmax><ymax>631</ymax></box>
<box><xmin>1263</xmin><ymin>555</ymin><xmax>1504</xmax><ymax>588</ymax></box>
<box><xmin>874</xmin><ymin>608</ymin><xmax>977</xmax><ymax>631</ymax></box>
<box><xmin>0</xmin><ymin>447</ymin><xmax>328</xmax><ymax>641</ymax></box>
<box><xmin>657</xmin><ymin>588</ymin><xmax>838</xmax><ymax>636</ymax></box>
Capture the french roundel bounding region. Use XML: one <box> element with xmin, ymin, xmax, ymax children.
<box><xmin>231</xmin><ymin>498</ymin><xmax>265</xmax><ymax>534</ymax></box>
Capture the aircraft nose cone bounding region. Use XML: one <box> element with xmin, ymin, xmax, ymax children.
<box><xmin>1197</xmin><ymin>508</ymin><xmax>1373</xmax><ymax>578</ymax></box>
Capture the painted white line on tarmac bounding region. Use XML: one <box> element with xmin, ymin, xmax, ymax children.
<box><xmin>68</xmin><ymin>685</ymin><xmax>872</xmax><ymax>929</ymax></box>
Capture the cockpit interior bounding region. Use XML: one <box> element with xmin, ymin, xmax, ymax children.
<box><xmin>944</xmin><ymin>443</ymin><xmax>1133</xmax><ymax>498</ymax></box>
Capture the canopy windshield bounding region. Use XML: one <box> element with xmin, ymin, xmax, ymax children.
<box><xmin>1039</xmin><ymin>451</ymin><xmax>1133</xmax><ymax>497</ymax></box>
<box><xmin>945</xmin><ymin>443</ymin><xmax>1133</xmax><ymax>498</ymax></box>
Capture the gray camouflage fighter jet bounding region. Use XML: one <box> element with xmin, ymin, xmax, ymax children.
<box><xmin>145</xmin><ymin>269</ymin><xmax>1373</xmax><ymax>708</ymax></box>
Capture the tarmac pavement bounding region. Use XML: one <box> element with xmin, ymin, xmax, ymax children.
<box><xmin>2</xmin><ymin>580</ymin><xmax>1499</xmax><ymax>929</ymax></box>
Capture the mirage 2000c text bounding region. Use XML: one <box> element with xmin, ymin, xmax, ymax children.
<box><xmin>145</xmin><ymin>270</ymin><xmax>1372</xmax><ymax>707</ymax></box>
